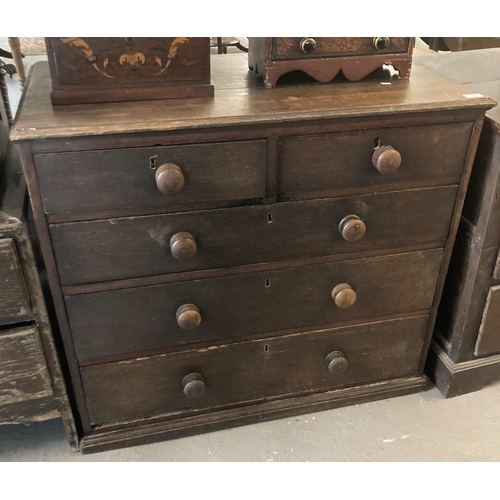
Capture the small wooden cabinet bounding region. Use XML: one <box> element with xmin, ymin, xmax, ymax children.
<box><xmin>11</xmin><ymin>54</ymin><xmax>492</xmax><ymax>453</ymax></box>
<box><xmin>248</xmin><ymin>37</ymin><xmax>415</xmax><ymax>88</ymax></box>
<box><xmin>418</xmin><ymin>49</ymin><xmax>500</xmax><ymax>397</ymax></box>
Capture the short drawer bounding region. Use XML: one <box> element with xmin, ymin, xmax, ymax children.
<box><xmin>272</xmin><ymin>37</ymin><xmax>410</xmax><ymax>60</ymax></box>
<box><xmin>0</xmin><ymin>326</ymin><xmax>52</xmax><ymax>406</ymax></box>
<box><xmin>34</xmin><ymin>140</ymin><xmax>267</xmax><ymax>214</ymax></box>
<box><xmin>67</xmin><ymin>249</ymin><xmax>442</xmax><ymax>361</ymax></box>
<box><xmin>81</xmin><ymin>315</ymin><xmax>428</xmax><ymax>426</ymax></box>
<box><xmin>0</xmin><ymin>238</ymin><xmax>31</xmax><ymax>324</ymax></box>
<box><xmin>279</xmin><ymin>122</ymin><xmax>472</xmax><ymax>197</ymax></box>
<box><xmin>52</xmin><ymin>186</ymin><xmax>456</xmax><ymax>286</ymax></box>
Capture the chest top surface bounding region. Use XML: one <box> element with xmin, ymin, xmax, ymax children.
<box><xmin>415</xmin><ymin>48</ymin><xmax>500</xmax><ymax>125</ymax></box>
<box><xmin>11</xmin><ymin>53</ymin><xmax>495</xmax><ymax>142</ymax></box>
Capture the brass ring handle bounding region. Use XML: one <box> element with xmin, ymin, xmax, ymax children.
<box><xmin>331</xmin><ymin>283</ymin><xmax>357</xmax><ymax>309</ymax></box>
<box><xmin>176</xmin><ymin>304</ymin><xmax>202</xmax><ymax>330</ymax></box>
<box><xmin>155</xmin><ymin>163</ymin><xmax>185</xmax><ymax>195</ymax></box>
<box><xmin>182</xmin><ymin>373</ymin><xmax>206</xmax><ymax>398</ymax></box>
<box><xmin>325</xmin><ymin>351</ymin><xmax>348</xmax><ymax>374</ymax></box>
<box><xmin>373</xmin><ymin>37</ymin><xmax>390</xmax><ymax>51</ymax></box>
<box><xmin>338</xmin><ymin>215</ymin><xmax>366</xmax><ymax>242</ymax></box>
<box><xmin>300</xmin><ymin>37</ymin><xmax>317</xmax><ymax>54</ymax></box>
<box><xmin>372</xmin><ymin>145</ymin><xmax>402</xmax><ymax>174</ymax></box>
<box><xmin>170</xmin><ymin>232</ymin><xmax>197</xmax><ymax>260</ymax></box>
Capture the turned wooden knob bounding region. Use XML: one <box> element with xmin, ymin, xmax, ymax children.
<box><xmin>325</xmin><ymin>351</ymin><xmax>348</xmax><ymax>374</ymax></box>
<box><xmin>176</xmin><ymin>304</ymin><xmax>202</xmax><ymax>330</ymax></box>
<box><xmin>372</xmin><ymin>145</ymin><xmax>402</xmax><ymax>174</ymax></box>
<box><xmin>170</xmin><ymin>232</ymin><xmax>197</xmax><ymax>260</ymax></box>
<box><xmin>155</xmin><ymin>163</ymin><xmax>185</xmax><ymax>194</ymax></box>
<box><xmin>182</xmin><ymin>373</ymin><xmax>205</xmax><ymax>398</ymax></box>
<box><xmin>331</xmin><ymin>283</ymin><xmax>357</xmax><ymax>309</ymax></box>
<box><xmin>339</xmin><ymin>215</ymin><xmax>366</xmax><ymax>242</ymax></box>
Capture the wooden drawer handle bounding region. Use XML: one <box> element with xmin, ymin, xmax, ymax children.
<box><xmin>325</xmin><ymin>351</ymin><xmax>348</xmax><ymax>374</ymax></box>
<box><xmin>331</xmin><ymin>283</ymin><xmax>357</xmax><ymax>308</ymax></box>
<box><xmin>182</xmin><ymin>373</ymin><xmax>206</xmax><ymax>398</ymax></box>
<box><xmin>176</xmin><ymin>304</ymin><xmax>202</xmax><ymax>330</ymax></box>
<box><xmin>170</xmin><ymin>232</ymin><xmax>197</xmax><ymax>260</ymax></box>
<box><xmin>155</xmin><ymin>163</ymin><xmax>185</xmax><ymax>195</ymax></box>
<box><xmin>372</xmin><ymin>145</ymin><xmax>402</xmax><ymax>174</ymax></box>
<box><xmin>339</xmin><ymin>215</ymin><xmax>366</xmax><ymax>242</ymax></box>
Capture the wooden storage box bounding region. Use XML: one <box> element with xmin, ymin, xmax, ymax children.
<box><xmin>248</xmin><ymin>37</ymin><xmax>415</xmax><ymax>88</ymax></box>
<box><xmin>45</xmin><ymin>37</ymin><xmax>214</xmax><ymax>105</ymax></box>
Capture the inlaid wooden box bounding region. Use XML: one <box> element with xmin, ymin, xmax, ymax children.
<box><xmin>248</xmin><ymin>37</ymin><xmax>415</xmax><ymax>88</ymax></box>
<box><xmin>45</xmin><ymin>37</ymin><xmax>214</xmax><ymax>105</ymax></box>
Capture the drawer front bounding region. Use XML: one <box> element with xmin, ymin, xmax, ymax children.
<box><xmin>279</xmin><ymin>123</ymin><xmax>472</xmax><ymax>197</ymax></box>
<box><xmin>68</xmin><ymin>249</ymin><xmax>442</xmax><ymax>361</ymax></box>
<box><xmin>475</xmin><ymin>285</ymin><xmax>500</xmax><ymax>356</ymax></box>
<box><xmin>34</xmin><ymin>140</ymin><xmax>266</xmax><ymax>214</ymax></box>
<box><xmin>0</xmin><ymin>326</ymin><xmax>52</xmax><ymax>406</ymax></box>
<box><xmin>0</xmin><ymin>238</ymin><xmax>31</xmax><ymax>323</ymax></box>
<box><xmin>272</xmin><ymin>37</ymin><xmax>410</xmax><ymax>60</ymax></box>
<box><xmin>81</xmin><ymin>315</ymin><xmax>428</xmax><ymax>426</ymax></box>
<box><xmin>52</xmin><ymin>186</ymin><xmax>456</xmax><ymax>286</ymax></box>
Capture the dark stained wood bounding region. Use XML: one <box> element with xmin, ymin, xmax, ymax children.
<box><xmin>0</xmin><ymin>238</ymin><xmax>31</xmax><ymax>323</ymax></box>
<box><xmin>51</xmin><ymin>186</ymin><xmax>457</xmax><ymax>286</ymax></box>
<box><xmin>35</xmin><ymin>140</ymin><xmax>266</xmax><ymax>214</ymax></box>
<box><xmin>66</xmin><ymin>250</ymin><xmax>443</xmax><ymax>361</ymax></box>
<box><xmin>81</xmin><ymin>315</ymin><xmax>428</xmax><ymax>426</ymax></box>
<box><xmin>427</xmin><ymin>339</ymin><xmax>500</xmax><ymax>398</ymax></box>
<box><xmin>417</xmin><ymin>49</ymin><xmax>500</xmax><ymax>396</ymax></box>
<box><xmin>475</xmin><ymin>285</ymin><xmax>500</xmax><ymax>356</ymax></box>
<box><xmin>82</xmin><ymin>376</ymin><xmax>428</xmax><ymax>453</ymax></box>
<box><xmin>45</xmin><ymin>37</ymin><xmax>213</xmax><ymax>105</ymax></box>
<box><xmin>16</xmin><ymin>144</ymin><xmax>91</xmax><ymax>435</ymax></box>
<box><xmin>12</xmin><ymin>53</ymin><xmax>492</xmax><ymax>449</ymax></box>
<box><xmin>10</xmin><ymin>57</ymin><xmax>494</xmax><ymax>142</ymax></box>
<box><xmin>279</xmin><ymin>122</ymin><xmax>472</xmax><ymax>197</ymax></box>
<box><xmin>0</xmin><ymin>326</ymin><xmax>52</xmax><ymax>405</ymax></box>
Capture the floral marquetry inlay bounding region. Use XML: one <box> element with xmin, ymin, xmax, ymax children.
<box><xmin>59</xmin><ymin>37</ymin><xmax>194</xmax><ymax>79</ymax></box>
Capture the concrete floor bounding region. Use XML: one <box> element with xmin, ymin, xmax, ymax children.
<box><xmin>2</xmin><ymin>38</ymin><xmax>498</xmax><ymax>461</ymax></box>
<box><xmin>2</xmin><ymin>383</ymin><xmax>500</xmax><ymax>461</ymax></box>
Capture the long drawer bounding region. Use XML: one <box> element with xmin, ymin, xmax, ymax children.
<box><xmin>81</xmin><ymin>315</ymin><xmax>429</xmax><ymax>426</ymax></box>
<box><xmin>52</xmin><ymin>186</ymin><xmax>456</xmax><ymax>286</ymax></box>
<box><xmin>67</xmin><ymin>249</ymin><xmax>442</xmax><ymax>361</ymax></box>
<box><xmin>279</xmin><ymin>122</ymin><xmax>472</xmax><ymax>197</ymax></box>
<box><xmin>34</xmin><ymin>140</ymin><xmax>267</xmax><ymax>214</ymax></box>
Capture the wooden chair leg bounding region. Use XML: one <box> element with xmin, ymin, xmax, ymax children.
<box><xmin>8</xmin><ymin>37</ymin><xmax>26</xmax><ymax>88</ymax></box>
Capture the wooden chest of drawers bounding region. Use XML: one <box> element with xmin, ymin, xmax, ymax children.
<box><xmin>11</xmin><ymin>54</ymin><xmax>493</xmax><ymax>453</ymax></box>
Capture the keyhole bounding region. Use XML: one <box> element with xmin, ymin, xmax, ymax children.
<box><xmin>150</xmin><ymin>156</ymin><xmax>158</xmax><ymax>170</ymax></box>
<box><xmin>373</xmin><ymin>137</ymin><xmax>381</xmax><ymax>149</ymax></box>
<box><xmin>268</xmin><ymin>214</ymin><xmax>273</xmax><ymax>223</ymax></box>
<box><xmin>265</xmin><ymin>278</ymin><xmax>271</xmax><ymax>287</ymax></box>
<box><xmin>264</xmin><ymin>344</ymin><xmax>270</xmax><ymax>352</ymax></box>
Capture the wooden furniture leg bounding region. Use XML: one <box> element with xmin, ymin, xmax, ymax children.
<box><xmin>7</xmin><ymin>38</ymin><xmax>26</xmax><ymax>88</ymax></box>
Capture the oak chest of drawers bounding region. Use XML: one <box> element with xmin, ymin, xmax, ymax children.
<box><xmin>11</xmin><ymin>54</ymin><xmax>493</xmax><ymax>453</ymax></box>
